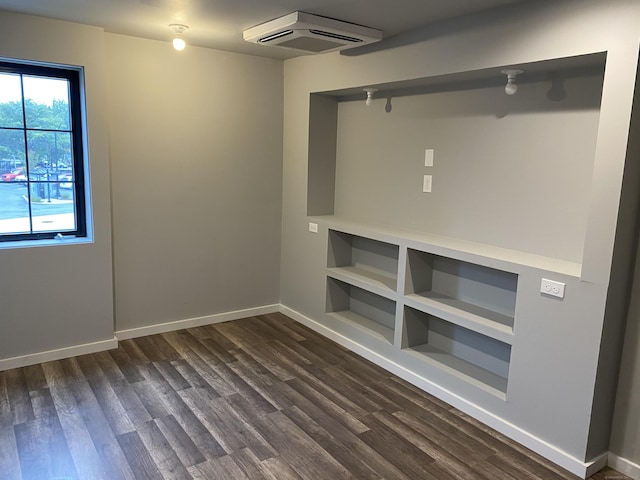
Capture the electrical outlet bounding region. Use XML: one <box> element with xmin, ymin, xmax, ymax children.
<box><xmin>423</xmin><ymin>175</ymin><xmax>432</xmax><ymax>193</ymax></box>
<box><xmin>308</xmin><ymin>222</ymin><xmax>318</xmax><ymax>233</ymax></box>
<box><xmin>540</xmin><ymin>278</ymin><xmax>565</xmax><ymax>299</ymax></box>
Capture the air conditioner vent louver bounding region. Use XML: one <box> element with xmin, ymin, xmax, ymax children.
<box><xmin>244</xmin><ymin>11</ymin><xmax>382</xmax><ymax>54</ymax></box>
<box><xmin>259</xmin><ymin>30</ymin><xmax>294</xmax><ymax>43</ymax></box>
<box><xmin>307</xmin><ymin>30</ymin><xmax>363</xmax><ymax>43</ymax></box>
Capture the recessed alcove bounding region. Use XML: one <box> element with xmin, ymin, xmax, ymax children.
<box><xmin>405</xmin><ymin>248</ymin><xmax>518</xmax><ymax>334</ymax></box>
<box><xmin>325</xmin><ymin>276</ymin><xmax>396</xmax><ymax>344</ymax></box>
<box><xmin>402</xmin><ymin>305</ymin><xmax>511</xmax><ymax>397</ymax></box>
<box><xmin>327</xmin><ymin>229</ymin><xmax>399</xmax><ymax>294</ymax></box>
<box><xmin>307</xmin><ymin>53</ymin><xmax>606</xmax><ymax>265</ymax></box>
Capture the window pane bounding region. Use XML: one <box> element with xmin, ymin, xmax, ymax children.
<box><xmin>30</xmin><ymin>182</ymin><xmax>76</xmax><ymax>233</ymax></box>
<box><xmin>0</xmin><ymin>129</ymin><xmax>26</xmax><ymax>174</ymax></box>
<box><xmin>23</xmin><ymin>76</ymin><xmax>71</xmax><ymax>130</ymax></box>
<box><xmin>0</xmin><ymin>182</ymin><xmax>31</xmax><ymax>234</ymax></box>
<box><xmin>0</xmin><ymin>61</ymin><xmax>85</xmax><ymax>242</ymax></box>
<box><xmin>0</xmin><ymin>73</ymin><xmax>24</xmax><ymax>128</ymax></box>
<box><xmin>26</xmin><ymin>130</ymin><xmax>72</xmax><ymax>173</ymax></box>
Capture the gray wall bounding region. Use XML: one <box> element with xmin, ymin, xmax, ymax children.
<box><xmin>0</xmin><ymin>12</ymin><xmax>115</xmax><ymax>362</ymax></box>
<box><xmin>334</xmin><ymin>74</ymin><xmax>602</xmax><ymax>263</ymax></box>
<box><xmin>0</xmin><ymin>15</ymin><xmax>284</xmax><ymax>358</ymax></box>
<box><xmin>609</xmin><ymin>57</ymin><xmax>640</xmax><ymax>470</ymax></box>
<box><xmin>280</xmin><ymin>0</ymin><xmax>640</xmax><ymax>469</ymax></box>
<box><xmin>611</xmin><ymin>246</ymin><xmax>640</xmax><ymax>467</ymax></box>
<box><xmin>105</xmin><ymin>33</ymin><xmax>284</xmax><ymax>332</ymax></box>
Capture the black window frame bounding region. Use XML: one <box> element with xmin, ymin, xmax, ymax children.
<box><xmin>0</xmin><ymin>60</ymin><xmax>86</xmax><ymax>242</ymax></box>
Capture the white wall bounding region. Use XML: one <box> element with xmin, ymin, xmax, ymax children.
<box><xmin>0</xmin><ymin>12</ymin><xmax>115</xmax><ymax>365</ymax></box>
<box><xmin>105</xmin><ymin>34</ymin><xmax>283</xmax><ymax>332</ymax></box>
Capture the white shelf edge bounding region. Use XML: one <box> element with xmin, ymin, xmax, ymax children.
<box><xmin>326</xmin><ymin>224</ymin><xmax>402</xmax><ymax>248</ymax></box>
<box><xmin>404</xmin><ymin>294</ymin><xmax>514</xmax><ymax>345</ymax></box>
<box><xmin>327</xmin><ymin>266</ymin><xmax>397</xmax><ymax>299</ymax></box>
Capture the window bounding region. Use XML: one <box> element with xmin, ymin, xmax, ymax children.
<box><xmin>0</xmin><ymin>60</ymin><xmax>86</xmax><ymax>242</ymax></box>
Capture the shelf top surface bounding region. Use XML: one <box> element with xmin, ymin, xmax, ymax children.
<box><xmin>329</xmin><ymin>265</ymin><xmax>397</xmax><ymax>292</ymax></box>
<box><xmin>406</xmin><ymin>292</ymin><xmax>514</xmax><ymax>335</ymax></box>
<box><xmin>320</xmin><ymin>216</ymin><xmax>582</xmax><ymax>277</ymax></box>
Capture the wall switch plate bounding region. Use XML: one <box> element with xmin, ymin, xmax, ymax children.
<box><xmin>423</xmin><ymin>175</ymin><xmax>432</xmax><ymax>193</ymax></box>
<box><xmin>425</xmin><ymin>149</ymin><xmax>434</xmax><ymax>167</ymax></box>
<box><xmin>540</xmin><ymin>278</ymin><xmax>565</xmax><ymax>298</ymax></box>
<box><xmin>308</xmin><ymin>222</ymin><xmax>318</xmax><ymax>233</ymax></box>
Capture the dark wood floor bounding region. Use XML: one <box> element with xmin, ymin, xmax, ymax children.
<box><xmin>0</xmin><ymin>312</ymin><xmax>629</xmax><ymax>480</ymax></box>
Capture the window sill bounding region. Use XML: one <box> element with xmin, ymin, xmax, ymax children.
<box><xmin>0</xmin><ymin>235</ymin><xmax>93</xmax><ymax>250</ymax></box>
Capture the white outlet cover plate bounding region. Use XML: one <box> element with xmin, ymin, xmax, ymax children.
<box><xmin>423</xmin><ymin>175</ymin><xmax>432</xmax><ymax>193</ymax></box>
<box><xmin>425</xmin><ymin>149</ymin><xmax>434</xmax><ymax>167</ymax></box>
<box><xmin>308</xmin><ymin>222</ymin><xmax>318</xmax><ymax>233</ymax></box>
<box><xmin>540</xmin><ymin>278</ymin><xmax>565</xmax><ymax>298</ymax></box>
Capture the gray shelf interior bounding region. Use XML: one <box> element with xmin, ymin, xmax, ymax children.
<box><xmin>402</xmin><ymin>306</ymin><xmax>511</xmax><ymax>395</ymax></box>
<box><xmin>328</xmin><ymin>230</ymin><xmax>399</xmax><ymax>291</ymax></box>
<box><xmin>326</xmin><ymin>277</ymin><xmax>396</xmax><ymax>344</ymax></box>
<box><xmin>405</xmin><ymin>249</ymin><xmax>517</xmax><ymax>329</ymax></box>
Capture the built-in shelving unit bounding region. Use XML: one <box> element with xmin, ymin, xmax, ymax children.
<box><xmin>325</xmin><ymin>226</ymin><xmax>519</xmax><ymax>398</ymax></box>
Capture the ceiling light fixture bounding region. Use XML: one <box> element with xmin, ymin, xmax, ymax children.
<box><xmin>169</xmin><ymin>24</ymin><xmax>189</xmax><ymax>51</ymax></box>
<box><xmin>501</xmin><ymin>69</ymin><xmax>523</xmax><ymax>95</ymax></box>
<box><xmin>363</xmin><ymin>88</ymin><xmax>378</xmax><ymax>106</ymax></box>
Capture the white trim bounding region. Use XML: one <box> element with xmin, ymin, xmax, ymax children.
<box><xmin>279</xmin><ymin>304</ymin><xmax>602</xmax><ymax>479</ymax></box>
<box><xmin>608</xmin><ymin>453</ymin><xmax>640</xmax><ymax>479</ymax></box>
<box><xmin>0</xmin><ymin>337</ymin><xmax>117</xmax><ymax>371</ymax></box>
<box><xmin>115</xmin><ymin>304</ymin><xmax>280</xmax><ymax>340</ymax></box>
<box><xmin>0</xmin><ymin>304</ymin><xmax>280</xmax><ymax>370</ymax></box>
<box><xmin>585</xmin><ymin>453</ymin><xmax>610</xmax><ymax>478</ymax></box>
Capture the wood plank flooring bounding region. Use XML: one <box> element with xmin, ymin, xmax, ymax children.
<box><xmin>0</xmin><ymin>312</ymin><xmax>630</xmax><ymax>480</ymax></box>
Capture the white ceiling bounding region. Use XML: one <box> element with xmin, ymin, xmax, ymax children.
<box><xmin>0</xmin><ymin>0</ymin><xmax>530</xmax><ymax>59</ymax></box>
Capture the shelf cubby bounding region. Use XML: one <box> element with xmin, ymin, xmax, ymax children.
<box><xmin>402</xmin><ymin>306</ymin><xmax>511</xmax><ymax>397</ymax></box>
<box><xmin>326</xmin><ymin>277</ymin><xmax>396</xmax><ymax>344</ymax></box>
<box><xmin>405</xmin><ymin>249</ymin><xmax>517</xmax><ymax>337</ymax></box>
<box><xmin>327</xmin><ymin>229</ymin><xmax>399</xmax><ymax>296</ymax></box>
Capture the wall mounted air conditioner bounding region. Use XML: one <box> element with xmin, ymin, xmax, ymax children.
<box><xmin>243</xmin><ymin>11</ymin><xmax>383</xmax><ymax>54</ymax></box>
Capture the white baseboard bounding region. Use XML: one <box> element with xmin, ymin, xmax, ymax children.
<box><xmin>586</xmin><ymin>453</ymin><xmax>611</xmax><ymax>477</ymax></box>
<box><xmin>608</xmin><ymin>453</ymin><xmax>640</xmax><ymax>479</ymax></box>
<box><xmin>115</xmin><ymin>304</ymin><xmax>280</xmax><ymax>340</ymax></box>
<box><xmin>0</xmin><ymin>336</ymin><xmax>118</xmax><ymax>371</ymax></box>
<box><xmin>0</xmin><ymin>304</ymin><xmax>280</xmax><ymax>370</ymax></box>
<box><xmin>279</xmin><ymin>304</ymin><xmax>604</xmax><ymax>479</ymax></box>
